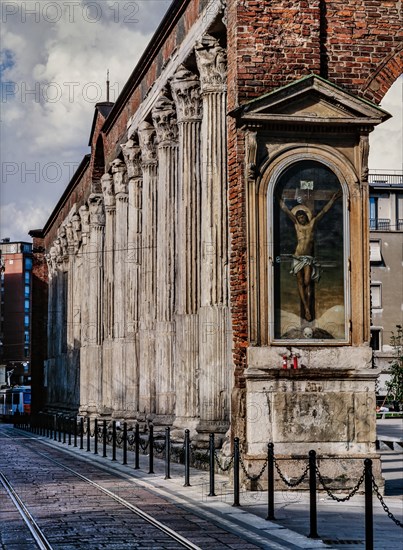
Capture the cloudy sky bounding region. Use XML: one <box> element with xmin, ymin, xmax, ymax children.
<box><xmin>1</xmin><ymin>1</ymin><xmax>402</xmax><ymax>242</ymax></box>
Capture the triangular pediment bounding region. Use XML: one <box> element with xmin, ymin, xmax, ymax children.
<box><xmin>232</xmin><ymin>75</ymin><xmax>390</xmax><ymax>126</ymax></box>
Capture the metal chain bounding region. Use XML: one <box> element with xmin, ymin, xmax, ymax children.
<box><xmin>153</xmin><ymin>441</ymin><xmax>166</xmax><ymax>453</ymax></box>
<box><xmin>214</xmin><ymin>450</ymin><xmax>234</xmax><ymax>472</ymax></box>
<box><xmin>371</xmin><ymin>473</ymin><xmax>403</xmax><ymax>527</ymax></box>
<box><xmin>240</xmin><ymin>454</ymin><xmax>268</xmax><ymax>482</ymax></box>
<box><xmin>274</xmin><ymin>457</ymin><xmax>309</xmax><ymax>487</ymax></box>
<box><xmin>139</xmin><ymin>438</ymin><xmax>149</xmax><ymax>452</ymax></box>
<box><xmin>316</xmin><ymin>465</ymin><xmax>365</xmax><ymax>502</ymax></box>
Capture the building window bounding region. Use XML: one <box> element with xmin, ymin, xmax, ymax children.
<box><xmin>25</xmin><ymin>272</ymin><xmax>30</xmax><ymax>284</ymax></box>
<box><xmin>371</xmin><ymin>283</ymin><xmax>382</xmax><ymax>309</ymax></box>
<box><xmin>24</xmin><ymin>314</ymin><xmax>30</xmax><ymax>327</ymax></box>
<box><xmin>24</xmin><ymin>285</ymin><xmax>30</xmax><ymax>298</ymax></box>
<box><xmin>25</xmin><ymin>258</ymin><xmax>33</xmax><ymax>271</ymax></box>
<box><xmin>370</xmin><ymin>328</ymin><xmax>382</xmax><ymax>351</ymax></box>
<box><xmin>271</xmin><ymin>160</ymin><xmax>345</xmax><ymax>341</ymax></box>
<box><xmin>369</xmin><ymin>240</ymin><xmax>382</xmax><ymax>263</ymax></box>
<box><xmin>24</xmin><ymin>299</ymin><xmax>30</xmax><ymax>312</ymax></box>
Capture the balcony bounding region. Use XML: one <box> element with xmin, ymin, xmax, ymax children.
<box><xmin>370</xmin><ymin>218</ymin><xmax>391</xmax><ymax>231</ymax></box>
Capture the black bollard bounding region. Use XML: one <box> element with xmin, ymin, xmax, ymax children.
<box><xmin>308</xmin><ymin>450</ymin><xmax>319</xmax><ymax>539</ymax></box>
<box><xmin>266</xmin><ymin>443</ymin><xmax>275</xmax><ymax>520</ymax></box>
<box><xmin>165</xmin><ymin>427</ymin><xmax>171</xmax><ymax>480</ymax></box>
<box><xmin>68</xmin><ymin>417</ymin><xmax>72</xmax><ymax>446</ymax></box>
<box><xmin>208</xmin><ymin>433</ymin><xmax>216</xmax><ymax>497</ymax></box>
<box><xmin>233</xmin><ymin>437</ymin><xmax>240</xmax><ymax>507</ymax></box>
<box><xmin>184</xmin><ymin>429</ymin><xmax>191</xmax><ymax>487</ymax></box>
<box><xmin>123</xmin><ymin>422</ymin><xmax>127</xmax><ymax>465</ymax></box>
<box><xmin>112</xmin><ymin>421</ymin><xmax>117</xmax><ymax>461</ymax></box>
<box><xmin>80</xmin><ymin>417</ymin><xmax>84</xmax><ymax>450</ymax></box>
<box><xmin>134</xmin><ymin>423</ymin><xmax>140</xmax><ymax>469</ymax></box>
<box><xmin>58</xmin><ymin>416</ymin><xmax>62</xmax><ymax>443</ymax></box>
<box><xmin>86</xmin><ymin>417</ymin><xmax>91</xmax><ymax>452</ymax></box>
<box><xmin>74</xmin><ymin>416</ymin><xmax>77</xmax><ymax>447</ymax></box>
<box><xmin>103</xmin><ymin>419</ymin><xmax>107</xmax><ymax>458</ymax></box>
<box><xmin>46</xmin><ymin>415</ymin><xmax>50</xmax><ymax>439</ymax></box>
<box><xmin>148</xmin><ymin>424</ymin><xmax>154</xmax><ymax>474</ymax></box>
<box><xmin>364</xmin><ymin>459</ymin><xmax>374</xmax><ymax>550</ymax></box>
<box><xmin>63</xmin><ymin>417</ymin><xmax>66</xmax><ymax>444</ymax></box>
<box><xmin>94</xmin><ymin>418</ymin><xmax>98</xmax><ymax>455</ymax></box>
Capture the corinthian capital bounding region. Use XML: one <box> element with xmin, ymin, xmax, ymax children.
<box><xmin>170</xmin><ymin>65</ymin><xmax>202</xmax><ymax>122</ymax></box>
<box><xmin>111</xmin><ymin>158</ymin><xmax>128</xmax><ymax>196</ymax></box>
<box><xmin>121</xmin><ymin>137</ymin><xmax>142</xmax><ymax>179</ymax></box>
<box><xmin>195</xmin><ymin>34</ymin><xmax>227</xmax><ymax>93</ymax></box>
<box><xmin>151</xmin><ymin>93</ymin><xmax>178</xmax><ymax>146</ymax></box>
<box><xmin>138</xmin><ymin>120</ymin><xmax>157</xmax><ymax>164</ymax></box>
<box><xmin>101</xmin><ymin>173</ymin><xmax>115</xmax><ymax>208</ymax></box>
<box><xmin>88</xmin><ymin>193</ymin><xmax>105</xmax><ymax>227</ymax></box>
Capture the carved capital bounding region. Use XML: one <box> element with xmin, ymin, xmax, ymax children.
<box><xmin>360</xmin><ymin>134</ymin><xmax>370</xmax><ymax>185</ymax></box>
<box><xmin>138</xmin><ymin>120</ymin><xmax>157</xmax><ymax>165</ymax></box>
<box><xmin>245</xmin><ymin>130</ymin><xmax>258</xmax><ymax>180</ymax></box>
<box><xmin>101</xmin><ymin>173</ymin><xmax>115</xmax><ymax>208</ymax></box>
<box><xmin>195</xmin><ymin>34</ymin><xmax>227</xmax><ymax>93</ymax></box>
<box><xmin>71</xmin><ymin>212</ymin><xmax>82</xmax><ymax>249</ymax></box>
<box><xmin>58</xmin><ymin>225</ymin><xmax>68</xmax><ymax>257</ymax></box>
<box><xmin>88</xmin><ymin>193</ymin><xmax>105</xmax><ymax>227</ymax></box>
<box><xmin>111</xmin><ymin>158</ymin><xmax>128</xmax><ymax>196</ymax></box>
<box><xmin>66</xmin><ymin>221</ymin><xmax>75</xmax><ymax>248</ymax></box>
<box><xmin>151</xmin><ymin>93</ymin><xmax>178</xmax><ymax>146</ymax></box>
<box><xmin>170</xmin><ymin>65</ymin><xmax>202</xmax><ymax>122</ymax></box>
<box><xmin>79</xmin><ymin>204</ymin><xmax>90</xmax><ymax>234</ymax></box>
<box><xmin>121</xmin><ymin>137</ymin><xmax>142</xmax><ymax>179</ymax></box>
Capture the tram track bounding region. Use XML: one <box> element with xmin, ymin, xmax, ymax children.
<box><xmin>0</xmin><ymin>429</ymin><xmax>204</xmax><ymax>550</ymax></box>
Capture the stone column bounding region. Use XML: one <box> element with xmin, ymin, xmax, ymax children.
<box><xmin>110</xmin><ymin>159</ymin><xmax>128</xmax><ymax>415</ymax></box>
<box><xmin>78</xmin><ymin>205</ymin><xmax>90</xmax><ymax>415</ymax></box>
<box><xmin>196</xmin><ymin>35</ymin><xmax>231</xmax><ymax>438</ymax></box>
<box><xmin>138</xmin><ymin>121</ymin><xmax>158</xmax><ymax>415</ymax></box>
<box><xmin>152</xmin><ymin>93</ymin><xmax>178</xmax><ymax>421</ymax></box>
<box><xmin>121</xmin><ymin>137</ymin><xmax>143</xmax><ymax>416</ymax></box>
<box><xmin>84</xmin><ymin>193</ymin><xmax>105</xmax><ymax>415</ymax></box>
<box><xmin>101</xmin><ymin>174</ymin><xmax>115</xmax><ymax>414</ymax></box>
<box><xmin>170</xmin><ymin>66</ymin><xmax>203</xmax><ymax>433</ymax></box>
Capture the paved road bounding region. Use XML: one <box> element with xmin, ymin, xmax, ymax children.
<box><xmin>1</xmin><ymin>423</ymin><xmax>402</xmax><ymax>550</ymax></box>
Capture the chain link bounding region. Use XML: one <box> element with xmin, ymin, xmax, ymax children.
<box><xmin>139</xmin><ymin>438</ymin><xmax>149</xmax><ymax>452</ymax></box>
<box><xmin>239</xmin><ymin>454</ymin><xmax>268</xmax><ymax>482</ymax></box>
<box><xmin>371</xmin><ymin>473</ymin><xmax>403</xmax><ymax>527</ymax></box>
<box><xmin>274</xmin><ymin>457</ymin><xmax>309</xmax><ymax>487</ymax></box>
<box><xmin>153</xmin><ymin>440</ymin><xmax>166</xmax><ymax>453</ymax></box>
<box><xmin>316</xmin><ymin>465</ymin><xmax>365</xmax><ymax>502</ymax></box>
<box><xmin>214</xmin><ymin>450</ymin><xmax>234</xmax><ymax>472</ymax></box>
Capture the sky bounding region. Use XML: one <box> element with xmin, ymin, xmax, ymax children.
<box><xmin>0</xmin><ymin>1</ymin><xmax>402</xmax><ymax>242</ymax></box>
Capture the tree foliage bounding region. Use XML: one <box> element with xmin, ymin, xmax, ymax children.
<box><xmin>385</xmin><ymin>325</ymin><xmax>403</xmax><ymax>404</ymax></box>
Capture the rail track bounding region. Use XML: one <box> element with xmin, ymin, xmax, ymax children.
<box><xmin>0</xmin><ymin>429</ymin><xmax>204</xmax><ymax>550</ymax></box>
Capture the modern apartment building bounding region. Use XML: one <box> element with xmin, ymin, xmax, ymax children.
<box><xmin>369</xmin><ymin>171</ymin><xmax>403</xmax><ymax>397</ymax></box>
<box><xmin>0</xmin><ymin>239</ymin><xmax>33</xmax><ymax>386</ymax></box>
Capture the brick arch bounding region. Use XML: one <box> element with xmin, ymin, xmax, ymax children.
<box><xmin>361</xmin><ymin>46</ymin><xmax>403</xmax><ymax>104</ymax></box>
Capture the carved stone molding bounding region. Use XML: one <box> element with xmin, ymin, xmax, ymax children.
<box><xmin>88</xmin><ymin>193</ymin><xmax>105</xmax><ymax>227</ymax></box>
<box><xmin>138</xmin><ymin>120</ymin><xmax>157</xmax><ymax>165</ymax></box>
<box><xmin>121</xmin><ymin>137</ymin><xmax>142</xmax><ymax>179</ymax></box>
<box><xmin>195</xmin><ymin>34</ymin><xmax>227</xmax><ymax>93</ymax></box>
<box><xmin>151</xmin><ymin>93</ymin><xmax>178</xmax><ymax>146</ymax></box>
<box><xmin>170</xmin><ymin>66</ymin><xmax>202</xmax><ymax>123</ymax></box>
<box><xmin>111</xmin><ymin>158</ymin><xmax>128</xmax><ymax>197</ymax></box>
<box><xmin>360</xmin><ymin>134</ymin><xmax>370</xmax><ymax>185</ymax></box>
<box><xmin>245</xmin><ymin>130</ymin><xmax>258</xmax><ymax>180</ymax></box>
<box><xmin>101</xmin><ymin>173</ymin><xmax>115</xmax><ymax>209</ymax></box>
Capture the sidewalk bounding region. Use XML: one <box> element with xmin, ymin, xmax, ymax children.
<box><xmin>14</xmin><ymin>425</ymin><xmax>403</xmax><ymax>550</ymax></box>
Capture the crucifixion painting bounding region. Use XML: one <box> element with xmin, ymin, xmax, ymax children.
<box><xmin>273</xmin><ymin>160</ymin><xmax>346</xmax><ymax>341</ymax></box>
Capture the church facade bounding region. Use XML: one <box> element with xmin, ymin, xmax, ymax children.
<box><xmin>36</xmin><ymin>0</ymin><xmax>402</xmax><ymax>483</ymax></box>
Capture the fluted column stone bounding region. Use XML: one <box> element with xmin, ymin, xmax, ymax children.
<box><xmin>196</xmin><ymin>34</ymin><xmax>231</xmax><ymax>437</ymax></box>
<box><xmin>170</xmin><ymin>66</ymin><xmax>203</xmax><ymax>432</ymax></box>
<box><xmin>138</xmin><ymin>121</ymin><xmax>158</xmax><ymax>414</ymax></box>
<box><xmin>152</xmin><ymin>93</ymin><xmax>178</xmax><ymax>419</ymax></box>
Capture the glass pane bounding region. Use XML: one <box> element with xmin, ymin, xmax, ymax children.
<box><xmin>273</xmin><ymin>160</ymin><xmax>345</xmax><ymax>340</ymax></box>
<box><xmin>25</xmin><ymin>258</ymin><xmax>33</xmax><ymax>271</ymax></box>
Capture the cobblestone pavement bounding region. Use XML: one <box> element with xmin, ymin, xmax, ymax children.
<box><xmin>2</xmin><ymin>423</ymin><xmax>402</xmax><ymax>550</ymax></box>
<box><xmin>0</xmin><ymin>425</ymin><xmax>283</xmax><ymax>550</ymax></box>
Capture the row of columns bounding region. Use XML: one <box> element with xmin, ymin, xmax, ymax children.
<box><xmin>46</xmin><ymin>34</ymin><xmax>232</xmax><ymax>438</ymax></box>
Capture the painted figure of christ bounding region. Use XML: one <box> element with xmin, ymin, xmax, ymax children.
<box><xmin>278</xmin><ymin>189</ymin><xmax>342</xmax><ymax>322</ymax></box>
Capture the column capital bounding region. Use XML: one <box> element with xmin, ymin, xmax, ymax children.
<box><xmin>151</xmin><ymin>93</ymin><xmax>178</xmax><ymax>146</ymax></box>
<box><xmin>71</xmin><ymin>212</ymin><xmax>82</xmax><ymax>251</ymax></box>
<box><xmin>138</xmin><ymin>120</ymin><xmax>157</xmax><ymax>165</ymax></box>
<box><xmin>195</xmin><ymin>34</ymin><xmax>227</xmax><ymax>93</ymax></box>
<box><xmin>170</xmin><ymin>65</ymin><xmax>202</xmax><ymax>123</ymax></box>
<box><xmin>111</xmin><ymin>158</ymin><xmax>128</xmax><ymax>197</ymax></box>
<box><xmin>101</xmin><ymin>172</ymin><xmax>115</xmax><ymax>209</ymax></box>
<box><xmin>121</xmin><ymin>137</ymin><xmax>142</xmax><ymax>179</ymax></box>
<box><xmin>79</xmin><ymin>204</ymin><xmax>90</xmax><ymax>235</ymax></box>
<box><xmin>88</xmin><ymin>193</ymin><xmax>106</xmax><ymax>227</ymax></box>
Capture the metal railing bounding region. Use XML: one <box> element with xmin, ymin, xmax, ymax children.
<box><xmin>370</xmin><ymin>218</ymin><xmax>391</xmax><ymax>231</ymax></box>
